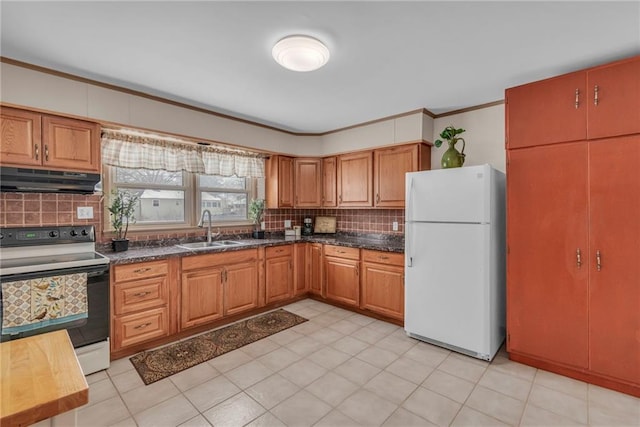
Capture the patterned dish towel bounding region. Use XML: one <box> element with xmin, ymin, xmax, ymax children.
<box><xmin>1</xmin><ymin>273</ymin><xmax>88</xmax><ymax>335</ymax></box>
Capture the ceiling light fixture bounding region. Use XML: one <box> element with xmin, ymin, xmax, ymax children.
<box><xmin>272</xmin><ymin>35</ymin><xmax>330</xmax><ymax>72</ymax></box>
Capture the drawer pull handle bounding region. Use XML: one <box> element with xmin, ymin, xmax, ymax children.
<box><xmin>379</xmin><ymin>255</ymin><xmax>389</xmax><ymax>260</ymax></box>
<box><xmin>594</xmin><ymin>85</ymin><xmax>599</xmax><ymax>106</ymax></box>
<box><xmin>134</xmin><ymin>322</ymin><xmax>152</xmax><ymax>330</ymax></box>
<box><xmin>133</xmin><ymin>267</ymin><xmax>151</xmax><ymax>274</ymax></box>
<box><xmin>574</xmin><ymin>88</ymin><xmax>580</xmax><ymax>109</ymax></box>
<box><xmin>44</xmin><ymin>144</ymin><xmax>49</xmax><ymax>162</ymax></box>
<box><xmin>596</xmin><ymin>249</ymin><xmax>602</xmax><ymax>271</ymax></box>
<box><xmin>337</xmin><ymin>250</ymin><xmax>345</xmax><ymax>254</ymax></box>
<box><xmin>134</xmin><ymin>291</ymin><xmax>151</xmax><ymax>297</ymax></box>
<box><xmin>576</xmin><ymin>248</ymin><xmax>582</xmax><ymax>268</ymax></box>
<box><xmin>35</xmin><ymin>144</ymin><xmax>39</xmax><ymax>160</ymax></box>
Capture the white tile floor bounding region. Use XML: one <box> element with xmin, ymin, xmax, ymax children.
<box><xmin>78</xmin><ymin>299</ymin><xmax>640</xmax><ymax>426</ymax></box>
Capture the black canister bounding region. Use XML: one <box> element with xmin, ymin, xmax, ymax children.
<box><xmin>302</xmin><ymin>217</ymin><xmax>313</xmax><ymax>235</ymax></box>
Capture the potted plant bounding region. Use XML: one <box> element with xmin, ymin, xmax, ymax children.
<box><xmin>434</xmin><ymin>125</ymin><xmax>467</xmax><ymax>168</ymax></box>
<box><xmin>107</xmin><ymin>189</ymin><xmax>139</xmax><ymax>251</ymax></box>
<box><xmin>248</xmin><ymin>198</ymin><xmax>265</xmax><ymax>239</ymax></box>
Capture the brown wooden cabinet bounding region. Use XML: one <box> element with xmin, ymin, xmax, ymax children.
<box><xmin>506</xmin><ymin>55</ymin><xmax>640</xmax><ymax>149</ymax></box>
<box><xmin>373</xmin><ymin>144</ymin><xmax>430</xmax><ymax>207</ymax></box>
<box><xmin>308</xmin><ymin>243</ymin><xmax>323</xmax><ymax>296</ymax></box>
<box><xmin>324</xmin><ymin>245</ymin><xmax>360</xmax><ymax>306</ymax></box>
<box><xmin>265</xmin><ymin>245</ymin><xmax>293</xmax><ymax>304</ymax></box>
<box><xmin>360</xmin><ymin>250</ymin><xmax>405</xmax><ymax>320</ymax></box>
<box><xmin>322</xmin><ymin>156</ymin><xmax>337</xmax><ymax>207</ymax></box>
<box><xmin>224</xmin><ymin>260</ymin><xmax>259</xmax><ymax>316</ymax></box>
<box><xmin>293</xmin><ymin>243</ymin><xmax>307</xmax><ymax>296</ymax></box>
<box><xmin>0</xmin><ymin>107</ymin><xmax>100</xmax><ymax>172</ymax></box>
<box><xmin>266</xmin><ymin>155</ymin><xmax>294</xmax><ymax>208</ymax></box>
<box><xmin>337</xmin><ymin>151</ymin><xmax>373</xmax><ymax>207</ymax></box>
<box><xmin>111</xmin><ymin>260</ymin><xmax>172</xmax><ymax>352</ymax></box>
<box><xmin>506</xmin><ymin>56</ymin><xmax>640</xmax><ymax>396</ymax></box>
<box><xmin>181</xmin><ymin>249</ymin><xmax>259</xmax><ymax>329</ymax></box>
<box><xmin>294</xmin><ymin>158</ymin><xmax>322</xmax><ymax>207</ymax></box>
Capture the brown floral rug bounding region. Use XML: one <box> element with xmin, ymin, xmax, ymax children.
<box><xmin>130</xmin><ymin>309</ymin><xmax>307</xmax><ymax>385</ymax></box>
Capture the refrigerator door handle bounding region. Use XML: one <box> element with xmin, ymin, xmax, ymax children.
<box><xmin>407</xmin><ymin>177</ymin><xmax>414</xmax><ymax>222</ymax></box>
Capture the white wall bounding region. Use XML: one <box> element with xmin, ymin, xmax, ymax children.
<box><xmin>0</xmin><ymin>63</ymin><xmax>312</xmax><ymax>155</ymax></box>
<box><xmin>431</xmin><ymin>104</ymin><xmax>506</xmax><ymax>172</ymax></box>
<box><xmin>2</xmin><ymin>62</ymin><xmax>503</xmax><ymax>161</ymax></box>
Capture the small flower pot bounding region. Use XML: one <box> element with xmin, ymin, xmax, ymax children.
<box><xmin>111</xmin><ymin>239</ymin><xmax>129</xmax><ymax>252</ymax></box>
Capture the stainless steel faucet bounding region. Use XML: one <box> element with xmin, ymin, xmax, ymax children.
<box><xmin>198</xmin><ymin>209</ymin><xmax>213</xmax><ymax>243</ymax></box>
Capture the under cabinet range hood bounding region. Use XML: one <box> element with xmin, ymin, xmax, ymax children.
<box><xmin>0</xmin><ymin>167</ymin><xmax>100</xmax><ymax>194</ymax></box>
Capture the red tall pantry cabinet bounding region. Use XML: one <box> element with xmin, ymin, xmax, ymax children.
<box><xmin>505</xmin><ymin>55</ymin><xmax>640</xmax><ymax>397</ymax></box>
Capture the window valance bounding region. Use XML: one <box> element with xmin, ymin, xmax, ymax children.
<box><xmin>101</xmin><ymin>128</ymin><xmax>265</xmax><ymax>178</ymax></box>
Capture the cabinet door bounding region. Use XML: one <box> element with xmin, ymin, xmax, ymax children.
<box><xmin>265</xmin><ymin>256</ymin><xmax>293</xmax><ymax>304</ymax></box>
<box><xmin>506</xmin><ymin>72</ymin><xmax>587</xmax><ymax>149</ymax></box>
<box><xmin>42</xmin><ymin>115</ymin><xmax>100</xmax><ymax>172</ymax></box>
<box><xmin>589</xmin><ymin>135</ymin><xmax>640</xmax><ymax>384</ymax></box>
<box><xmin>181</xmin><ymin>268</ymin><xmax>224</xmax><ymax>329</ymax></box>
<box><xmin>225</xmin><ymin>261</ymin><xmax>258</xmax><ymax>316</ymax></box>
<box><xmin>337</xmin><ymin>152</ymin><xmax>373</xmax><ymax>207</ymax></box>
<box><xmin>293</xmin><ymin>243</ymin><xmax>307</xmax><ymax>296</ymax></box>
<box><xmin>587</xmin><ymin>57</ymin><xmax>640</xmax><ymax>139</ymax></box>
<box><xmin>507</xmin><ymin>142</ymin><xmax>589</xmax><ymax>369</ymax></box>
<box><xmin>325</xmin><ymin>256</ymin><xmax>359</xmax><ymax>306</ymax></box>
<box><xmin>374</xmin><ymin>145</ymin><xmax>418</xmax><ymax>207</ymax></box>
<box><xmin>0</xmin><ymin>107</ymin><xmax>41</xmax><ymax>167</ymax></box>
<box><xmin>308</xmin><ymin>243</ymin><xmax>323</xmax><ymax>296</ymax></box>
<box><xmin>294</xmin><ymin>158</ymin><xmax>322</xmax><ymax>207</ymax></box>
<box><xmin>265</xmin><ymin>155</ymin><xmax>294</xmax><ymax>208</ymax></box>
<box><xmin>361</xmin><ymin>261</ymin><xmax>404</xmax><ymax>320</ymax></box>
<box><xmin>322</xmin><ymin>157</ymin><xmax>337</xmax><ymax>207</ymax></box>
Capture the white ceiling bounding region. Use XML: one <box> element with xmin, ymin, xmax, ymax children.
<box><xmin>2</xmin><ymin>1</ymin><xmax>639</xmax><ymax>134</ymax></box>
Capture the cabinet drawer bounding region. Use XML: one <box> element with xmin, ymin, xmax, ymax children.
<box><xmin>266</xmin><ymin>245</ymin><xmax>292</xmax><ymax>258</ymax></box>
<box><xmin>114</xmin><ymin>260</ymin><xmax>169</xmax><ymax>282</ymax></box>
<box><xmin>324</xmin><ymin>245</ymin><xmax>360</xmax><ymax>260</ymax></box>
<box><xmin>182</xmin><ymin>248</ymin><xmax>257</xmax><ymax>271</ymax></box>
<box><xmin>362</xmin><ymin>250</ymin><xmax>404</xmax><ymax>266</ymax></box>
<box><xmin>114</xmin><ymin>307</ymin><xmax>169</xmax><ymax>349</ymax></box>
<box><xmin>113</xmin><ymin>276</ymin><xmax>168</xmax><ymax>315</ymax></box>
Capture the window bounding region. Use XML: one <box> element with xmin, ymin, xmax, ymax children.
<box><xmin>105</xmin><ymin>166</ymin><xmax>260</xmax><ymax>230</ymax></box>
<box><xmin>198</xmin><ymin>175</ymin><xmax>249</xmax><ymax>222</ymax></box>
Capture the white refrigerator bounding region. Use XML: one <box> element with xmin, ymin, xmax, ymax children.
<box><xmin>404</xmin><ymin>164</ymin><xmax>506</xmax><ymax>361</ymax></box>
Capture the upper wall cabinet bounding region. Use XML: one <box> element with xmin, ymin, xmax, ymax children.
<box><xmin>337</xmin><ymin>151</ymin><xmax>373</xmax><ymax>207</ymax></box>
<box><xmin>294</xmin><ymin>158</ymin><xmax>322</xmax><ymax>207</ymax></box>
<box><xmin>374</xmin><ymin>144</ymin><xmax>430</xmax><ymax>208</ymax></box>
<box><xmin>322</xmin><ymin>156</ymin><xmax>337</xmax><ymax>207</ymax></box>
<box><xmin>266</xmin><ymin>155</ymin><xmax>294</xmax><ymax>208</ymax></box>
<box><xmin>506</xmin><ymin>55</ymin><xmax>640</xmax><ymax>149</ymax></box>
<box><xmin>0</xmin><ymin>107</ymin><xmax>101</xmax><ymax>172</ymax></box>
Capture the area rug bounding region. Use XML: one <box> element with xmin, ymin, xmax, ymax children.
<box><xmin>130</xmin><ymin>309</ymin><xmax>307</xmax><ymax>385</ymax></box>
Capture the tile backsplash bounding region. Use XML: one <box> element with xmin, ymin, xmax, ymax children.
<box><xmin>264</xmin><ymin>208</ymin><xmax>405</xmax><ymax>235</ymax></box>
<box><xmin>0</xmin><ymin>192</ymin><xmax>405</xmax><ymax>244</ymax></box>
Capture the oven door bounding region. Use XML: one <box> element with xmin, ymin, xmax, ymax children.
<box><xmin>0</xmin><ymin>263</ymin><xmax>110</xmax><ymax>347</ymax></box>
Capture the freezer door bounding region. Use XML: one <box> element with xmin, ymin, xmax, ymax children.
<box><xmin>405</xmin><ymin>222</ymin><xmax>492</xmax><ymax>356</ymax></box>
<box><xmin>406</xmin><ymin>165</ymin><xmax>491</xmax><ymax>223</ymax></box>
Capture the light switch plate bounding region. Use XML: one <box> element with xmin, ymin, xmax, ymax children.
<box><xmin>392</xmin><ymin>221</ymin><xmax>399</xmax><ymax>231</ymax></box>
<box><xmin>284</xmin><ymin>219</ymin><xmax>292</xmax><ymax>228</ymax></box>
<box><xmin>77</xmin><ymin>206</ymin><xmax>93</xmax><ymax>219</ymax></box>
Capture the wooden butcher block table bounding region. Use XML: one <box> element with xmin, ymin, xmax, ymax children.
<box><xmin>0</xmin><ymin>330</ymin><xmax>89</xmax><ymax>427</ymax></box>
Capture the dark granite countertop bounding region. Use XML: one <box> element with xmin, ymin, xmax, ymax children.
<box><xmin>101</xmin><ymin>233</ymin><xmax>404</xmax><ymax>265</ymax></box>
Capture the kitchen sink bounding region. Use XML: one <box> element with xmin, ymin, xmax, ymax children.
<box><xmin>176</xmin><ymin>240</ymin><xmax>246</xmax><ymax>250</ymax></box>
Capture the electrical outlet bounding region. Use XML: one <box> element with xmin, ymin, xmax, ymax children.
<box><xmin>284</xmin><ymin>219</ymin><xmax>292</xmax><ymax>228</ymax></box>
<box><xmin>392</xmin><ymin>221</ymin><xmax>399</xmax><ymax>231</ymax></box>
<box><xmin>77</xmin><ymin>206</ymin><xmax>94</xmax><ymax>219</ymax></box>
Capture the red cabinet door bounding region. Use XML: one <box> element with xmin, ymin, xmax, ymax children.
<box><xmin>588</xmin><ymin>135</ymin><xmax>640</xmax><ymax>383</ymax></box>
<box><xmin>587</xmin><ymin>56</ymin><xmax>640</xmax><ymax>140</ymax></box>
<box><xmin>507</xmin><ymin>142</ymin><xmax>589</xmax><ymax>368</ymax></box>
<box><xmin>506</xmin><ymin>71</ymin><xmax>587</xmax><ymax>149</ymax></box>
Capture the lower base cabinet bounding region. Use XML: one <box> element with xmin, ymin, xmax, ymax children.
<box><xmin>111</xmin><ymin>259</ymin><xmax>173</xmax><ymax>352</ymax></box>
<box><xmin>360</xmin><ymin>250</ymin><xmax>405</xmax><ymax>320</ymax></box>
<box><xmin>324</xmin><ymin>245</ymin><xmax>360</xmax><ymax>307</ymax></box>
<box><xmin>181</xmin><ymin>249</ymin><xmax>259</xmax><ymax>330</ymax></box>
<box><xmin>308</xmin><ymin>243</ymin><xmax>323</xmax><ymax>296</ymax></box>
<box><xmin>265</xmin><ymin>245</ymin><xmax>293</xmax><ymax>304</ymax></box>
